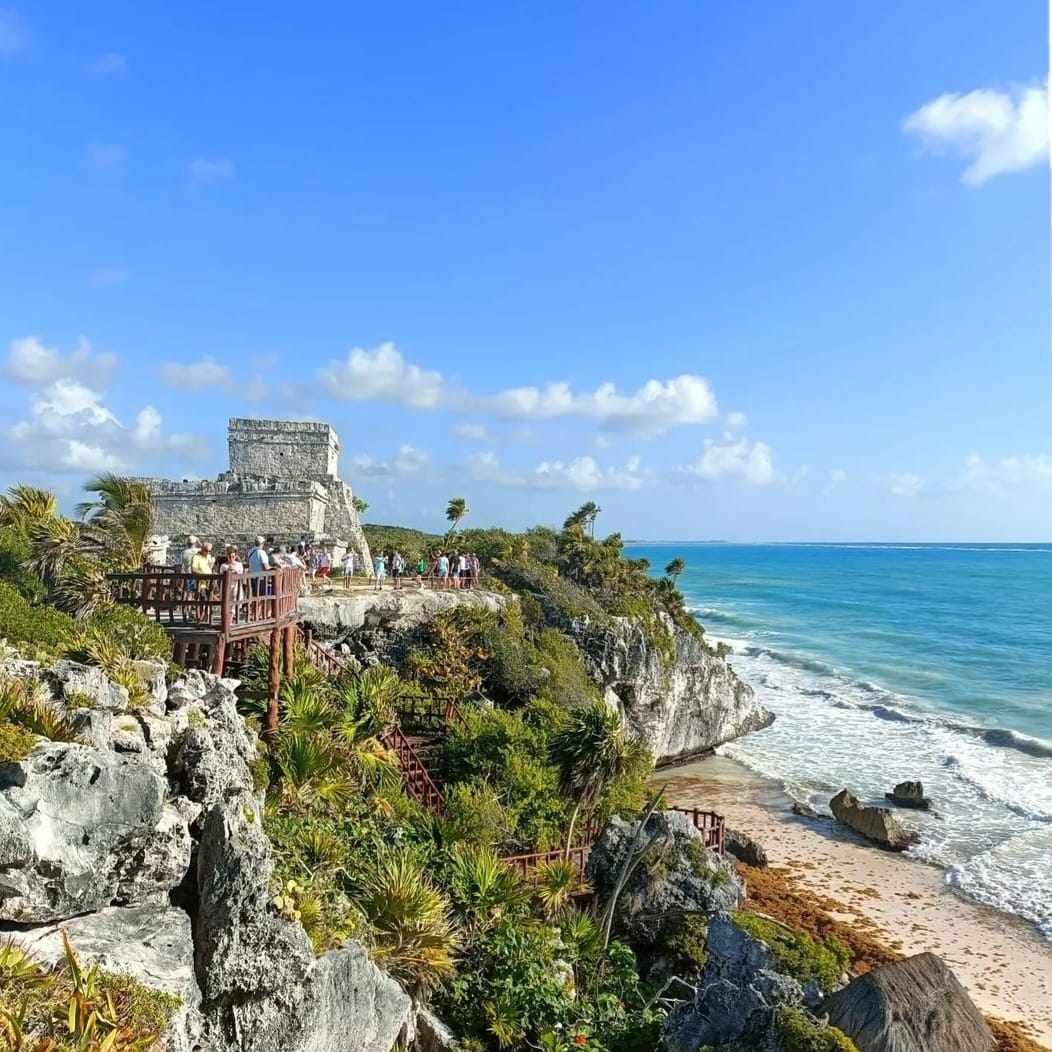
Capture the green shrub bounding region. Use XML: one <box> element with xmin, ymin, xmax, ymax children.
<box><xmin>733</xmin><ymin>912</ymin><xmax>852</xmax><ymax>992</ymax></box>
<box><xmin>440</xmin><ymin>780</ymin><xmax>514</xmax><ymax>848</ymax></box>
<box><xmin>775</xmin><ymin>1006</ymin><xmax>860</xmax><ymax>1052</ymax></box>
<box><xmin>83</xmin><ymin>603</ymin><xmax>173</xmax><ymax>662</ymax></box>
<box><xmin>0</xmin><ymin>525</ymin><xmax>44</xmax><ymax>602</ymax></box>
<box><xmin>0</xmin><ymin>722</ymin><xmax>37</xmax><ymax>763</ymax></box>
<box><xmin>0</xmin><ymin>581</ymin><xmax>74</xmax><ymax>656</ymax></box>
<box><xmin>659</xmin><ymin>913</ymin><xmax>709</xmax><ymax>975</ymax></box>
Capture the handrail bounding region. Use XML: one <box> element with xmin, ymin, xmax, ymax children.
<box><xmin>667</xmin><ymin>805</ymin><xmax>726</xmax><ymax>854</ymax></box>
<box><xmin>108</xmin><ymin>567</ymin><xmax>302</xmax><ymax>633</ymax></box>
<box><xmin>380</xmin><ymin>723</ymin><xmax>446</xmax><ymax>813</ymax></box>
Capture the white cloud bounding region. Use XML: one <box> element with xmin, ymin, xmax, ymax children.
<box><xmin>0</xmin><ymin>9</ymin><xmax>28</xmax><ymax>55</ymax></box>
<box><xmin>5</xmin><ymin>336</ymin><xmax>117</xmax><ymax>388</ymax></box>
<box><xmin>160</xmin><ymin>357</ymin><xmax>233</xmax><ymax>390</ymax></box>
<box><xmin>468</xmin><ymin>450</ymin><xmax>646</xmax><ymax>492</ymax></box>
<box><xmin>454</xmin><ymin>422</ymin><xmax>488</xmax><ymax>441</ymax></box>
<box><xmin>189</xmin><ymin>157</ymin><xmax>235</xmax><ymax>183</ymax></box>
<box><xmin>725</xmin><ymin>410</ymin><xmax>748</xmax><ymax>431</ymax></box>
<box><xmin>350</xmin><ymin>444</ymin><xmax>431</xmax><ymax>478</ymax></box>
<box><xmin>823</xmin><ymin>468</ymin><xmax>847</xmax><ymax>496</ymax></box>
<box><xmin>63</xmin><ymin>440</ymin><xmax>123</xmax><ymax>472</ymax></box>
<box><xmin>87</xmin><ymin>142</ymin><xmax>125</xmax><ymax>170</ymax></box>
<box><xmin>887</xmin><ymin>472</ymin><xmax>924</xmax><ymax>498</ymax></box>
<box><xmin>903</xmin><ymin>81</ymin><xmax>1048</xmax><ymax>186</ymax></box>
<box><xmin>957</xmin><ymin>452</ymin><xmax>1052</xmax><ymax>493</ymax></box>
<box><xmin>482</xmin><ymin>374</ymin><xmax>718</xmax><ymax>435</ymax></box>
<box><xmin>319</xmin><ymin>342</ymin><xmax>445</xmax><ymax>409</ymax></box>
<box><xmin>677</xmin><ymin>434</ymin><xmax>778</xmax><ymax>486</ymax></box>
<box><xmin>88</xmin><ymin>51</ymin><xmax>126</xmax><ymax>75</ymax></box>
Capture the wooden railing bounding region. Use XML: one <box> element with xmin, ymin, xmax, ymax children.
<box><xmin>668</xmin><ymin>806</ymin><xmax>725</xmax><ymax>854</ymax></box>
<box><xmin>299</xmin><ymin>629</ymin><xmax>351</xmax><ymax>680</ymax></box>
<box><xmin>380</xmin><ymin>723</ymin><xmax>446</xmax><ymax>813</ymax></box>
<box><xmin>108</xmin><ymin>568</ymin><xmax>303</xmax><ymax>635</ymax></box>
<box><xmin>502</xmin><ymin>842</ymin><xmax>592</xmax><ymax>879</ymax></box>
<box><xmin>393</xmin><ymin>695</ymin><xmax>462</xmax><ymax>735</ymax></box>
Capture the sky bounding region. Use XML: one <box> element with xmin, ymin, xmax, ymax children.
<box><xmin>0</xmin><ymin>2</ymin><xmax>1049</xmax><ymax>542</ymax></box>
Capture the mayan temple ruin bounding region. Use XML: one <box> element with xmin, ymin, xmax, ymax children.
<box><xmin>143</xmin><ymin>417</ymin><xmax>372</xmax><ymax>567</ymax></box>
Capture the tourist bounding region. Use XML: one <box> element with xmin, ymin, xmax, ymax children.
<box><xmin>222</xmin><ymin>545</ymin><xmax>245</xmax><ymax>603</ymax></box>
<box><xmin>416</xmin><ymin>554</ymin><xmax>428</xmax><ymax>588</ymax></box>
<box><xmin>373</xmin><ymin>551</ymin><xmax>387</xmax><ymax>592</ymax></box>
<box><xmin>342</xmin><ymin>550</ymin><xmax>355</xmax><ymax>578</ymax></box>
<box><xmin>317</xmin><ymin>548</ymin><xmax>332</xmax><ymax>579</ymax></box>
<box><xmin>391</xmin><ymin>549</ymin><xmax>405</xmax><ymax>590</ymax></box>
<box><xmin>436</xmin><ymin>551</ymin><xmax>450</xmax><ymax>590</ymax></box>
<box><xmin>181</xmin><ymin>535</ymin><xmax>199</xmax><ymax>573</ymax></box>
<box><xmin>458</xmin><ymin>551</ymin><xmax>470</xmax><ymax>589</ymax></box>
<box><xmin>471</xmin><ymin>552</ymin><xmax>481</xmax><ymax>587</ymax></box>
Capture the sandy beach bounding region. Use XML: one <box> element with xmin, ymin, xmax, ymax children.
<box><xmin>660</xmin><ymin>756</ymin><xmax>1052</xmax><ymax>1048</ymax></box>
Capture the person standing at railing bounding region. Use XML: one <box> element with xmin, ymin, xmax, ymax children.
<box><xmin>221</xmin><ymin>546</ymin><xmax>245</xmax><ymax>606</ymax></box>
<box><xmin>391</xmin><ymin>549</ymin><xmax>405</xmax><ymax>590</ymax></box>
<box><xmin>435</xmin><ymin>551</ymin><xmax>450</xmax><ymax>590</ymax></box>
<box><xmin>373</xmin><ymin>551</ymin><xmax>387</xmax><ymax>592</ymax></box>
<box><xmin>181</xmin><ymin>535</ymin><xmax>200</xmax><ymax>601</ymax></box>
<box><xmin>415</xmin><ymin>554</ymin><xmax>428</xmax><ymax>588</ymax></box>
<box><xmin>191</xmin><ymin>541</ymin><xmax>216</xmax><ymax>614</ymax></box>
<box><xmin>342</xmin><ymin>550</ymin><xmax>355</xmax><ymax>579</ymax></box>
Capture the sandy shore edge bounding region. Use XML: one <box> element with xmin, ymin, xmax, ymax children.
<box><xmin>658</xmin><ymin>755</ymin><xmax>1052</xmax><ymax>1047</ymax></box>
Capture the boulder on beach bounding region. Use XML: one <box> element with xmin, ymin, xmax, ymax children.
<box><xmin>884</xmin><ymin>780</ymin><xmax>931</xmax><ymax>810</ymax></box>
<box><xmin>822</xmin><ymin>952</ymin><xmax>995</xmax><ymax>1052</ymax></box>
<box><xmin>725</xmin><ymin>827</ymin><xmax>769</xmax><ymax>867</ymax></box>
<box><xmin>830</xmin><ymin>789</ymin><xmax>917</xmax><ymax>851</ymax></box>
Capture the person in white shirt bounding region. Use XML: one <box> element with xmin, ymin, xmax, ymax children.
<box><xmin>342</xmin><ymin>551</ymin><xmax>355</xmax><ymax>578</ymax></box>
<box><xmin>247</xmin><ymin>536</ymin><xmax>269</xmax><ymax>595</ymax></box>
<box><xmin>181</xmin><ymin>536</ymin><xmax>199</xmax><ymax>573</ymax></box>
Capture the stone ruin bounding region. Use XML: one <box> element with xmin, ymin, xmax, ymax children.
<box><xmin>142</xmin><ymin>418</ymin><xmax>372</xmax><ymax>568</ymax></box>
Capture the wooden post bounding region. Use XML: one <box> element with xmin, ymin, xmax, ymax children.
<box><xmin>211</xmin><ymin>634</ymin><xmax>227</xmax><ymax>676</ymax></box>
<box><xmin>283</xmin><ymin>622</ymin><xmax>296</xmax><ymax>680</ymax></box>
<box><xmin>264</xmin><ymin>626</ymin><xmax>282</xmax><ymax>742</ymax></box>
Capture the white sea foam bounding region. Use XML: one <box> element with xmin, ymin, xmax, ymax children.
<box><xmin>714</xmin><ymin>628</ymin><xmax>1052</xmax><ymax>939</ymax></box>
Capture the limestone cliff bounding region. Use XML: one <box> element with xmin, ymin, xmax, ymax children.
<box><xmin>572</xmin><ymin>612</ymin><xmax>773</xmax><ymax>765</ymax></box>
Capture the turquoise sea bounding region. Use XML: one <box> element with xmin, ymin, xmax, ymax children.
<box><xmin>627</xmin><ymin>542</ymin><xmax>1052</xmax><ymax>937</ymax></box>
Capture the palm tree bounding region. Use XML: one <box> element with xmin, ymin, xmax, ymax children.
<box><xmin>0</xmin><ymin>485</ymin><xmax>58</xmax><ymax>530</ymax></box>
<box><xmin>445</xmin><ymin>497</ymin><xmax>468</xmax><ymax>536</ymax></box>
<box><xmin>562</xmin><ymin>501</ymin><xmax>600</xmax><ymax>538</ymax></box>
<box><xmin>664</xmin><ymin>556</ymin><xmax>686</xmax><ymax>586</ymax></box>
<box><xmin>550</xmin><ymin>701</ymin><xmax>641</xmax><ymax>858</ymax></box>
<box><xmin>77</xmin><ymin>474</ymin><xmax>154</xmax><ymax>568</ymax></box>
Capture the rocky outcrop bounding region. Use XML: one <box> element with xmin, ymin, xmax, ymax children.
<box><xmin>664</xmin><ymin>915</ymin><xmax>831</xmax><ymax>1051</ymax></box>
<box><xmin>830</xmin><ymin>789</ymin><xmax>917</xmax><ymax>851</ymax></box>
<box><xmin>573</xmin><ymin>613</ymin><xmax>772</xmax><ymax>764</ymax></box>
<box><xmin>586</xmin><ymin>810</ymin><xmax>743</xmax><ymax>948</ymax></box>
<box><xmin>725</xmin><ymin>827</ymin><xmax>769</xmax><ymax>868</ymax></box>
<box><xmin>885</xmin><ymin>780</ymin><xmax>931</xmax><ymax>810</ymax></box>
<box><xmin>822</xmin><ymin>953</ymin><xmax>994</xmax><ymax>1052</ymax></box>
<box><xmin>0</xmin><ymin>658</ymin><xmax>413</xmax><ymax>1052</ymax></box>
<box><xmin>6</xmin><ymin>905</ymin><xmax>203</xmax><ymax>1052</ymax></box>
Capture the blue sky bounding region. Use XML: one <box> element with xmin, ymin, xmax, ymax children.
<box><xmin>0</xmin><ymin>2</ymin><xmax>1048</xmax><ymax>541</ymax></box>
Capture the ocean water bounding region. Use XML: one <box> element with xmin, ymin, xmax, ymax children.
<box><xmin>627</xmin><ymin>542</ymin><xmax>1052</xmax><ymax>937</ymax></box>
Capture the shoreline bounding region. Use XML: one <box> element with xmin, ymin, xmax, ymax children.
<box><xmin>659</xmin><ymin>754</ymin><xmax>1052</xmax><ymax>1047</ymax></box>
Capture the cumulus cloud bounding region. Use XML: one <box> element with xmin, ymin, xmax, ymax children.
<box><xmin>5</xmin><ymin>336</ymin><xmax>117</xmax><ymax>388</ymax></box>
<box><xmin>88</xmin><ymin>51</ymin><xmax>126</xmax><ymax>75</ymax></box>
<box><xmin>903</xmin><ymin>81</ymin><xmax>1048</xmax><ymax>186</ymax></box>
<box><xmin>467</xmin><ymin>450</ymin><xmax>646</xmax><ymax>492</ymax></box>
<box><xmin>482</xmin><ymin>374</ymin><xmax>718</xmax><ymax>434</ymax></box>
<box><xmin>350</xmin><ymin>444</ymin><xmax>431</xmax><ymax>478</ymax></box>
<box><xmin>317</xmin><ymin>342</ymin><xmax>720</xmax><ymax>437</ymax></box>
<box><xmin>319</xmin><ymin>342</ymin><xmax>445</xmax><ymax>409</ymax></box>
<box><xmin>823</xmin><ymin>468</ymin><xmax>847</xmax><ymax>496</ymax></box>
<box><xmin>676</xmin><ymin>434</ymin><xmax>778</xmax><ymax>486</ymax></box>
<box><xmin>0</xmin><ymin>9</ymin><xmax>28</xmax><ymax>55</ymax></box>
<box><xmin>160</xmin><ymin>357</ymin><xmax>233</xmax><ymax>390</ymax></box>
<box><xmin>956</xmin><ymin>452</ymin><xmax>1052</xmax><ymax>493</ymax></box>
<box><xmin>725</xmin><ymin>410</ymin><xmax>748</xmax><ymax>431</ymax></box>
<box><xmin>887</xmin><ymin>472</ymin><xmax>924</xmax><ymax>498</ymax></box>
<box><xmin>189</xmin><ymin>157</ymin><xmax>235</xmax><ymax>183</ymax></box>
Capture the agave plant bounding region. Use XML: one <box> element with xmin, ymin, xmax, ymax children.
<box><xmin>0</xmin><ymin>675</ymin><xmax>82</xmax><ymax>744</ymax></box>
<box><xmin>340</xmin><ymin>666</ymin><xmax>405</xmax><ymax>735</ymax></box>
<box><xmin>446</xmin><ymin>843</ymin><xmax>530</xmax><ymax>931</ymax></box>
<box><xmin>531</xmin><ymin>858</ymin><xmax>591</xmax><ymax>920</ymax></box>
<box><xmin>357</xmin><ymin>849</ymin><xmax>459</xmax><ymax>995</ymax></box>
<box><xmin>275</xmin><ymin>731</ymin><xmax>356</xmax><ymax>811</ymax></box>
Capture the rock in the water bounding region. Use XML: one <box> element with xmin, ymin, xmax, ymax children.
<box><xmin>725</xmin><ymin>827</ymin><xmax>768</xmax><ymax>867</ymax></box>
<box><xmin>3</xmin><ymin>904</ymin><xmax>203</xmax><ymax>1052</ymax></box>
<box><xmin>573</xmin><ymin>613</ymin><xmax>773</xmax><ymax>765</ymax></box>
<box><xmin>0</xmin><ymin>742</ymin><xmax>175</xmax><ymax>922</ymax></box>
<box><xmin>792</xmin><ymin>800</ymin><xmax>822</xmax><ymax>820</ymax></box>
<box><xmin>664</xmin><ymin>914</ymin><xmax>809</xmax><ymax>1051</ymax></box>
<box><xmin>830</xmin><ymin>789</ymin><xmax>916</xmax><ymax>851</ymax></box>
<box><xmin>884</xmin><ymin>780</ymin><xmax>931</xmax><ymax>810</ymax></box>
<box><xmin>586</xmin><ymin>810</ymin><xmax>743</xmax><ymax>948</ymax></box>
<box><xmin>822</xmin><ymin>952</ymin><xmax>995</xmax><ymax>1052</ymax></box>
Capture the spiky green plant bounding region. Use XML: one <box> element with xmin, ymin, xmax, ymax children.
<box><xmin>531</xmin><ymin>858</ymin><xmax>591</xmax><ymax>920</ymax></box>
<box><xmin>357</xmin><ymin>849</ymin><xmax>459</xmax><ymax>994</ymax></box>
<box><xmin>0</xmin><ymin>675</ymin><xmax>82</xmax><ymax>745</ymax></box>
<box><xmin>446</xmin><ymin>844</ymin><xmax>530</xmax><ymax>931</ymax></box>
<box><xmin>280</xmin><ymin>683</ymin><xmax>336</xmax><ymax>734</ymax></box>
<box><xmin>77</xmin><ymin>474</ymin><xmax>155</xmax><ymax>569</ymax></box>
<box><xmin>339</xmin><ymin>666</ymin><xmax>405</xmax><ymax>735</ymax></box>
<box><xmin>0</xmin><ymin>485</ymin><xmax>58</xmax><ymax>530</ymax></box>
